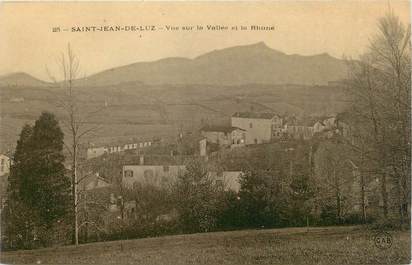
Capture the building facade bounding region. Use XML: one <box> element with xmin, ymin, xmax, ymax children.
<box><xmin>122</xmin><ymin>164</ymin><xmax>186</xmax><ymax>188</ymax></box>
<box><xmin>284</xmin><ymin>125</ymin><xmax>314</xmax><ymax>140</ymax></box>
<box><xmin>200</xmin><ymin>126</ymin><xmax>246</xmax><ymax>148</ymax></box>
<box><xmin>0</xmin><ymin>154</ymin><xmax>10</xmax><ymax>177</ymax></box>
<box><xmin>86</xmin><ymin>140</ymin><xmax>153</xmax><ymax>160</ymax></box>
<box><xmin>231</xmin><ymin>112</ymin><xmax>282</xmax><ymax>144</ymax></box>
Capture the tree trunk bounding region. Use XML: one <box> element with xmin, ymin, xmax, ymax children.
<box><xmin>380</xmin><ymin>170</ymin><xmax>388</xmax><ymax>219</ymax></box>
<box><xmin>360</xmin><ymin>152</ymin><xmax>366</xmax><ymax>224</ymax></box>
<box><xmin>72</xmin><ymin>143</ymin><xmax>79</xmax><ymax>245</ymax></box>
<box><xmin>334</xmin><ymin>168</ymin><xmax>341</xmax><ymax>224</ymax></box>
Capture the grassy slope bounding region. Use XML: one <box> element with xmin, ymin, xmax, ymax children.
<box><xmin>1</xmin><ymin>226</ymin><xmax>410</xmax><ymax>265</ymax></box>
<box><xmin>0</xmin><ymin>84</ymin><xmax>347</xmax><ymax>153</ymax></box>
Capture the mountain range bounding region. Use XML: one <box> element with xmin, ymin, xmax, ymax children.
<box><xmin>0</xmin><ymin>42</ymin><xmax>348</xmax><ymax>87</ymax></box>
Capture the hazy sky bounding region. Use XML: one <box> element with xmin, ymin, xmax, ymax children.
<box><xmin>0</xmin><ymin>1</ymin><xmax>410</xmax><ymax>81</ymax></box>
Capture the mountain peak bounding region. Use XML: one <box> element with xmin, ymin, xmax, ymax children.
<box><xmin>234</xmin><ymin>42</ymin><xmax>285</xmax><ymax>55</ymax></box>
<box><xmin>0</xmin><ymin>72</ymin><xmax>49</xmax><ymax>87</ymax></box>
<box><xmin>315</xmin><ymin>52</ymin><xmax>333</xmax><ymax>58</ymax></box>
<box><xmin>195</xmin><ymin>41</ymin><xmax>284</xmax><ymax>61</ymax></box>
<box><xmin>252</xmin><ymin>41</ymin><xmax>268</xmax><ymax>48</ymax></box>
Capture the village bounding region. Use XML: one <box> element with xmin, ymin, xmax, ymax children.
<box><xmin>0</xmin><ymin>109</ymin><xmax>359</xmax><ymax>231</ymax></box>
<box><xmin>28</xmin><ymin>109</ymin><xmax>359</xmax><ymax>237</ymax></box>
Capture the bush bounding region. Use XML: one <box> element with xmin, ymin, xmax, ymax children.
<box><xmin>367</xmin><ymin>217</ymin><xmax>410</xmax><ymax>231</ymax></box>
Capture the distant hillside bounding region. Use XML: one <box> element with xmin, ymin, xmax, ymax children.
<box><xmin>0</xmin><ymin>72</ymin><xmax>50</xmax><ymax>88</ymax></box>
<box><xmin>76</xmin><ymin>42</ymin><xmax>348</xmax><ymax>87</ymax></box>
<box><xmin>0</xmin><ymin>42</ymin><xmax>348</xmax><ymax>88</ymax></box>
<box><xmin>0</xmin><ymin>43</ymin><xmax>350</xmax><ymax>152</ymax></box>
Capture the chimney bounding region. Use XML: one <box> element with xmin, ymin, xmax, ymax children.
<box><xmin>139</xmin><ymin>155</ymin><xmax>144</xmax><ymax>165</ymax></box>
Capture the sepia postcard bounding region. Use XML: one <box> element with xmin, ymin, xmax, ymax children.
<box><xmin>0</xmin><ymin>1</ymin><xmax>411</xmax><ymax>264</ymax></box>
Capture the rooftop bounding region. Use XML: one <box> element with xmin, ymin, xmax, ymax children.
<box><xmin>232</xmin><ymin>112</ymin><xmax>278</xmax><ymax>120</ymax></box>
<box><xmin>200</xmin><ymin>125</ymin><xmax>245</xmax><ymax>133</ymax></box>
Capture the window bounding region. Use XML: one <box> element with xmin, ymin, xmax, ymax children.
<box><xmin>249</xmin><ymin>122</ymin><xmax>253</xmax><ymax>128</ymax></box>
<box><xmin>144</xmin><ymin>169</ymin><xmax>154</xmax><ymax>182</ymax></box>
<box><xmin>124</xmin><ymin>170</ymin><xmax>134</xmax><ymax>178</ymax></box>
<box><xmin>215</xmin><ymin>179</ymin><xmax>224</xmax><ymax>189</ymax></box>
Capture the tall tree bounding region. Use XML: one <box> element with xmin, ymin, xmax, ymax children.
<box><xmin>313</xmin><ymin>141</ymin><xmax>354</xmax><ymax>224</ymax></box>
<box><xmin>238</xmin><ymin>170</ymin><xmax>290</xmax><ymax>228</ymax></box>
<box><xmin>27</xmin><ymin>112</ymin><xmax>71</xmax><ymax>226</ymax></box>
<box><xmin>346</xmin><ymin>11</ymin><xmax>411</xmax><ymax>223</ymax></box>
<box><xmin>4</xmin><ymin>113</ymin><xmax>71</xmax><ymax>248</ymax></box>
<box><xmin>47</xmin><ymin>43</ymin><xmax>105</xmax><ymax>245</ymax></box>
<box><xmin>173</xmin><ymin>159</ymin><xmax>221</xmax><ymax>233</ymax></box>
<box><xmin>3</xmin><ymin>125</ymin><xmax>37</xmax><ymax>249</ymax></box>
<box><xmin>8</xmin><ymin>124</ymin><xmax>33</xmax><ymax>203</ymax></box>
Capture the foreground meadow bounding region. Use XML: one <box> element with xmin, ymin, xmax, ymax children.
<box><xmin>1</xmin><ymin>226</ymin><xmax>410</xmax><ymax>265</ymax></box>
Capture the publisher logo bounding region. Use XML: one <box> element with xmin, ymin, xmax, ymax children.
<box><xmin>374</xmin><ymin>231</ymin><xmax>393</xmax><ymax>249</ymax></box>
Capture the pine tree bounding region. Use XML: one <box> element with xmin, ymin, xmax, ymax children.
<box><xmin>8</xmin><ymin>124</ymin><xmax>33</xmax><ymax>202</ymax></box>
<box><xmin>27</xmin><ymin>112</ymin><xmax>71</xmax><ymax>227</ymax></box>
<box><xmin>3</xmin><ymin>112</ymin><xmax>71</xmax><ymax>249</ymax></box>
<box><xmin>3</xmin><ymin>124</ymin><xmax>37</xmax><ymax>249</ymax></box>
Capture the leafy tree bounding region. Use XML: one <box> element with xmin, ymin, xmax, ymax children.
<box><xmin>238</xmin><ymin>170</ymin><xmax>289</xmax><ymax>228</ymax></box>
<box><xmin>123</xmin><ymin>182</ymin><xmax>172</xmax><ymax>224</ymax></box>
<box><xmin>313</xmin><ymin>141</ymin><xmax>354</xmax><ymax>224</ymax></box>
<box><xmin>173</xmin><ymin>158</ymin><xmax>222</xmax><ymax>233</ymax></box>
<box><xmin>287</xmin><ymin>174</ymin><xmax>315</xmax><ymax>226</ymax></box>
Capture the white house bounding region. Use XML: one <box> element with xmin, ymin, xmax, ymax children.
<box><xmin>122</xmin><ymin>164</ymin><xmax>186</xmax><ymax>188</ymax></box>
<box><xmin>313</xmin><ymin>121</ymin><xmax>326</xmax><ymax>134</ymax></box>
<box><xmin>86</xmin><ymin>146</ymin><xmax>108</xmax><ymax>160</ymax></box>
<box><xmin>0</xmin><ymin>154</ymin><xmax>11</xmax><ymax>177</ymax></box>
<box><xmin>122</xmin><ymin>163</ymin><xmax>243</xmax><ymax>193</ymax></box>
<box><xmin>231</xmin><ymin>112</ymin><xmax>283</xmax><ymax>145</ymax></box>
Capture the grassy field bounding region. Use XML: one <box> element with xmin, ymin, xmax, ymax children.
<box><xmin>1</xmin><ymin>226</ymin><xmax>410</xmax><ymax>265</ymax></box>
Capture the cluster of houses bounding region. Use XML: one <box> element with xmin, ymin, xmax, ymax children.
<box><xmin>79</xmin><ymin>154</ymin><xmax>243</xmax><ymax>225</ymax></box>
<box><xmin>76</xmin><ymin>112</ymin><xmax>346</xmax><ymax>225</ymax></box>
<box><xmin>0</xmin><ymin>110</ymin><xmax>352</xmax><ymax>235</ymax></box>
<box><xmin>200</xmin><ymin>111</ymin><xmax>338</xmax><ymax>149</ymax></box>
